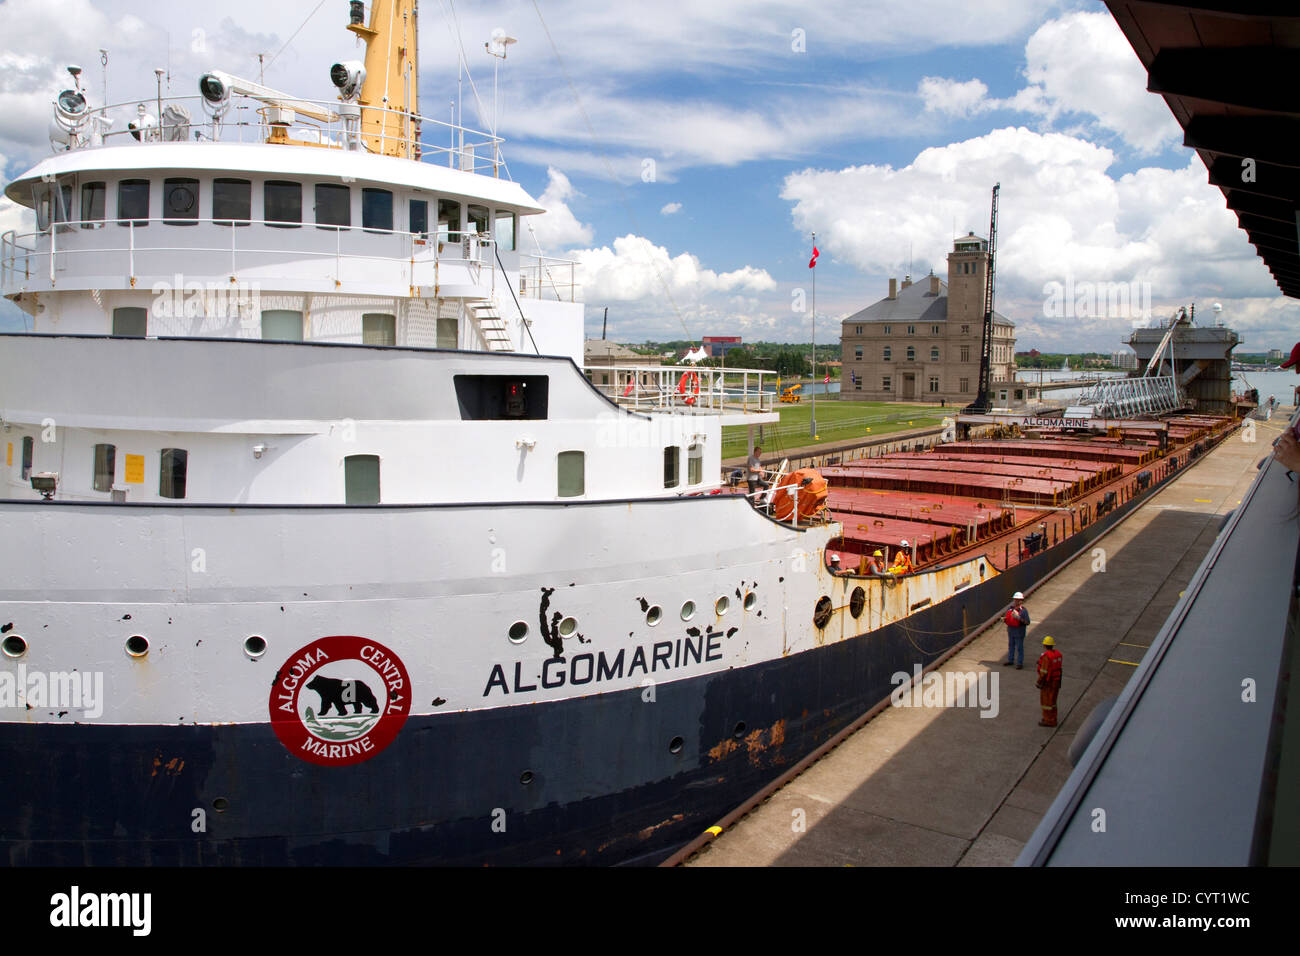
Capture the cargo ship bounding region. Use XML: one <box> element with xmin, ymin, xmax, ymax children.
<box><xmin>0</xmin><ymin>3</ymin><xmax>1242</xmax><ymax>866</ymax></box>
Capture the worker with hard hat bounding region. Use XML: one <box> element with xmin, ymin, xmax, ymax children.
<box><xmin>888</xmin><ymin>539</ymin><xmax>913</xmax><ymax>575</ymax></box>
<box><xmin>1004</xmin><ymin>590</ymin><xmax>1030</xmax><ymax>669</ymax></box>
<box><xmin>1036</xmin><ymin>635</ymin><xmax>1064</xmax><ymax>727</ymax></box>
<box><xmin>863</xmin><ymin>549</ymin><xmax>886</xmax><ymax>575</ymax></box>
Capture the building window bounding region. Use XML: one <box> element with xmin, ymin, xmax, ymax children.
<box><xmin>882</xmin><ymin>376</ymin><xmax>892</xmax><ymax>392</ymax></box>
<box><xmin>438</xmin><ymin>199</ymin><xmax>461</xmax><ymax>240</ymax></box>
<box><xmin>906</xmin><ymin>347</ymin><xmax>915</xmax><ymax>361</ymax></box>
<box><xmin>117</xmin><ymin>179</ymin><xmax>149</xmax><ymax>226</ymax></box>
<box><xmin>883</xmin><ymin>346</ymin><xmax>891</xmax><ymax>362</ymax></box>
<box><xmin>959</xmin><ymin>378</ymin><xmax>970</xmax><ymax>392</ymax></box>
<box><xmin>855</xmin><ymin>347</ymin><xmax>863</xmax><ymax>360</ymax></box>
<box><xmin>854</xmin><ymin>382</ymin><xmax>861</xmax><ymax>391</ymax></box>
<box><xmin>663</xmin><ymin>446</ymin><xmax>680</xmax><ymax>489</ymax></box>
<box><xmin>21</xmin><ymin>436</ymin><xmax>34</xmax><ymax>480</ymax></box>
<box><xmin>688</xmin><ymin>444</ymin><xmax>703</xmax><ymax>485</ymax></box>
<box><xmin>930</xmin><ymin>347</ymin><xmax>939</xmax><ymax>362</ymax></box>
<box><xmin>213</xmin><ymin>178</ymin><xmax>252</xmax><ymax>225</ymax></box>
<box><xmin>855</xmin><ymin>325</ymin><xmax>863</xmax><ymax>335</ymax></box>
<box><xmin>883</xmin><ymin>325</ymin><xmax>891</xmax><ymax>335</ymax></box>
<box><xmin>93</xmin><ymin>443</ymin><xmax>116</xmax><ymax>492</ymax></box>
<box><xmin>261</xmin><ymin>310</ymin><xmax>304</xmax><ymax>341</ymax></box>
<box><xmin>112</xmin><ymin>307</ymin><xmax>147</xmax><ymax>337</ymax></box>
<box><xmin>557</xmin><ymin>450</ymin><xmax>585</xmax><ymax>498</ymax></box>
<box><xmin>931</xmin><ymin>325</ymin><xmax>940</xmax><ymax>335</ymax></box>
<box><xmin>315</xmin><ymin>183</ymin><xmax>351</xmax><ymax>229</ymax></box>
<box><xmin>344</xmin><ymin>454</ymin><xmax>381</xmax><ymax>505</ymax></box>
<box><xmin>960</xmin><ymin>345</ymin><xmax>970</xmax><ymax>362</ymax></box>
<box><xmin>362</xmin><ymin>313</ymin><xmax>396</xmax><ymax>346</ymax></box>
<box><xmin>409</xmin><ymin>199</ymin><xmax>428</xmax><ymax>238</ymax></box>
<box><xmin>961</xmin><ymin>325</ymin><xmax>970</xmax><ymax>335</ymax></box>
<box><xmin>907</xmin><ymin>325</ymin><xmax>915</xmax><ymax>335</ymax></box>
<box><xmin>163</xmin><ymin>178</ymin><xmax>200</xmax><ymax>225</ymax></box>
<box><xmin>80</xmin><ymin>181</ymin><xmax>105</xmax><ymax>229</ymax></box>
<box><xmin>495</xmin><ymin>209</ymin><xmax>516</xmax><ymax>251</ymax></box>
<box><xmin>264</xmin><ymin>181</ymin><xmax>302</xmax><ymax>227</ymax></box>
<box><xmin>929</xmin><ymin>376</ymin><xmax>939</xmax><ymax>392</ymax></box>
<box><xmin>362</xmin><ymin>188</ymin><xmax>393</xmax><ymax>232</ymax></box>
<box><xmin>159</xmin><ymin>448</ymin><xmax>187</xmax><ymax>499</ymax></box>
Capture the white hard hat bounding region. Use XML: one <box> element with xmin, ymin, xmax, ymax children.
<box><xmin>1013</xmin><ymin>591</ymin><xmax>1024</xmax><ymax>600</ymax></box>
<box><xmin>900</xmin><ymin>539</ymin><xmax>909</xmax><ymax>546</ymax></box>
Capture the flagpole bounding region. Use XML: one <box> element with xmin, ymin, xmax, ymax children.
<box><xmin>810</xmin><ymin>231</ymin><xmax>818</xmax><ymax>440</ymax></box>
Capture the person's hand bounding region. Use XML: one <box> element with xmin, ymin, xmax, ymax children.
<box><xmin>1274</xmin><ymin>430</ymin><xmax>1300</xmax><ymax>472</ymax></box>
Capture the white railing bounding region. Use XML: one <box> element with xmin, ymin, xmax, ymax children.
<box><xmin>519</xmin><ymin>255</ymin><xmax>580</xmax><ymax>303</ymax></box>
<box><xmin>583</xmin><ymin>364</ymin><xmax>776</xmax><ymax>414</ymax></box>
<box><xmin>49</xmin><ymin>93</ymin><xmax>509</xmax><ymax>175</ymax></box>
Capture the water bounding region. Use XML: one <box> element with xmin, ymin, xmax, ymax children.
<box><xmin>1015</xmin><ymin>367</ymin><xmax>1300</xmax><ymax>409</ymax></box>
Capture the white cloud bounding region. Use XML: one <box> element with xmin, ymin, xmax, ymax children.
<box><xmin>781</xmin><ymin>126</ymin><xmax>1277</xmax><ymax>350</ymax></box>
<box><xmin>918</xmin><ymin>77</ymin><xmax>990</xmax><ymax>118</ymax></box>
<box><xmin>575</xmin><ymin>234</ymin><xmax>776</xmax><ymax>304</ymax></box>
<box><xmin>660</xmin><ymin>202</ymin><xmax>682</xmax><ymax>216</ymax></box>
<box><xmin>522</xmin><ymin>168</ymin><xmax>594</xmax><ymax>250</ymax></box>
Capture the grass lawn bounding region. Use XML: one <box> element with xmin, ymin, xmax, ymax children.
<box><xmin>721</xmin><ymin>399</ymin><xmax>949</xmax><ymax>459</ymax></box>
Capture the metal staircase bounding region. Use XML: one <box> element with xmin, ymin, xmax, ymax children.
<box><xmin>468</xmin><ymin>300</ymin><xmax>514</xmax><ymax>352</ymax></box>
<box><xmin>1076</xmin><ymin>309</ymin><xmax>1184</xmax><ymax>418</ymax></box>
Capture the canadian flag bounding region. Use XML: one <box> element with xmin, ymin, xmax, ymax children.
<box><xmin>808</xmin><ymin>246</ymin><xmax>819</xmax><ymax>268</ymax></box>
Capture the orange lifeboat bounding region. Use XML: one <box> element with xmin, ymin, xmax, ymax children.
<box><xmin>770</xmin><ymin>468</ymin><xmax>829</xmax><ymax>522</ymax></box>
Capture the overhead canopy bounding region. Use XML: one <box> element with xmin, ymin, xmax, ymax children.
<box><xmin>1104</xmin><ymin>1</ymin><xmax>1300</xmax><ymax>298</ymax></box>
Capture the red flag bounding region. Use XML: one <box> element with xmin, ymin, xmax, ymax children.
<box><xmin>824</xmin><ymin>373</ymin><xmax>830</xmax><ymax>384</ymax></box>
<box><xmin>808</xmin><ymin>246</ymin><xmax>819</xmax><ymax>268</ymax></box>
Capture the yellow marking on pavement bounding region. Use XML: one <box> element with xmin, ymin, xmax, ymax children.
<box><xmin>1107</xmin><ymin>658</ymin><xmax>1140</xmax><ymax>667</ymax></box>
<box><xmin>1193</xmin><ymin>498</ymin><xmax>1212</xmax><ymax>503</ymax></box>
<box><xmin>1117</xmin><ymin>642</ymin><xmax>1148</xmax><ymax>648</ymax></box>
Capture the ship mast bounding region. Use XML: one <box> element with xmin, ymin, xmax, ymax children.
<box><xmin>965</xmin><ymin>182</ymin><xmax>999</xmax><ymax>415</ymax></box>
<box><xmin>347</xmin><ymin>0</ymin><xmax>420</xmax><ymax>158</ymax></box>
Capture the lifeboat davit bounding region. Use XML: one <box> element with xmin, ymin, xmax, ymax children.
<box><xmin>770</xmin><ymin>468</ymin><xmax>829</xmax><ymax>522</ymax></box>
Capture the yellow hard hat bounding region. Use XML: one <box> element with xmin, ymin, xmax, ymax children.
<box><xmin>873</xmin><ymin>550</ymin><xmax>883</xmax><ymax>556</ymax></box>
<box><xmin>1042</xmin><ymin>636</ymin><xmax>1055</xmax><ymax>647</ymax></box>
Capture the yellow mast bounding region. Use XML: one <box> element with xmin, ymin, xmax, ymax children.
<box><xmin>347</xmin><ymin>0</ymin><xmax>420</xmax><ymax>158</ymax></box>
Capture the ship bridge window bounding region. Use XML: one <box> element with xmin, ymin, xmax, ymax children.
<box><xmin>80</xmin><ymin>181</ymin><xmax>105</xmax><ymax>229</ymax></box>
<box><xmin>315</xmin><ymin>183</ymin><xmax>351</xmax><ymax>229</ymax></box>
<box><xmin>344</xmin><ymin>454</ymin><xmax>381</xmax><ymax>505</ymax></box>
<box><xmin>467</xmin><ymin>204</ymin><xmax>489</xmax><ymax>236</ymax></box>
<box><xmin>36</xmin><ymin>183</ymin><xmax>73</xmax><ymax>232</ymax></box>
<box><xmin>688</xmin><ymin>443</ymin><xmax>703</xmax><ymax>485</ymax></box>
<box><xmin>92</xmin><ymin>443</ymin><xmax>116</xmax><ymax>492</ymax></box>
<box><xmin>159</xmin><ymin>448</ymin><xmax>187</xmax><ymax>499</ymax></box>
<box><xmin>409</xmin><ymin>199</ymin><xmax>429</xmax><ymax>239</ymax></box>
<box><xmin>213</xmin><ymin>178</ymin><xmax>251</xmax><ymax>225</ymax></box>
<box><xmin>453</xmin><ymin>375</ymin><xmax>549</xmax><ymax>420</ymax></box>
<box><xmin>117</xmin><ymin>180</ymin><xmax>149</xmax><ymax>227</ymax></box>
<box><xmin>362</xmin><ymin>188</ymin><xmax>393</xmax><ymax>232</ymax></box>
<box><xmin>557</xmin><ymin>451</ymin><xmax>585</xmax><ymax>498</ymax></box>
<box><xmin>261</xmin><ymin>310</ymin><xmax>304</xmax><ymax>341</ymax></box>
<box><xmin>362</xmin><ymin>313</ymin><xmax>396</xmax><ymax>346</ymax></box>
<box><xmin>494</xmin><ymin>210</ymin><xmax>516</xmax><ymax>251</ymax></box>
<box><xmin>163</xmin><ymin>178</ymin><xmax>200</xmax><ymax>225</ymax></box>
<box><xmin>664</xmin><ymin>446</ymin><xmax>680</xmax><ymax>489</ymax></box>
<box><xmin>21</xmin><ymin>436</ymin><xmax>34</xmax><ymax>480</ymax></box>
<box><xmin>112</xmin><ymin>307</ymin><xmax>147</xmax><ymax>337</ymax></box>
<box><xmin>264</xmin><ymin>181</ymin><xmax>302</xmax><ymax>227</ymax></box>
<box><xmin>438</xmin><ymin>199</ymin><xmax>461</xmax><ymax>240</ymax></box>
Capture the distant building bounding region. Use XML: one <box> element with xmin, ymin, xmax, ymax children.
<box><xmin>1268</xmin><ymin>348</ymin><xmax>1285</xmax><ymax>363</ymax></box>
<box><xmin>840</xmin><ymin>233</ymin><xmax>1017</xmax><ymax>402</ymax></box>
<box><xmin>1112</xmin><ymin>349</ymin><xmax>1138</xmax><ymax>370</ymax></box>
<box><xmin>583</xmin><ymin>340</ymin><xmax>661</xmax><ymax>387</ymax></box>
<box><xmin>701</xmin><ymin>335</ymin><xmax>743</xmax><ymax>358</ymax></box>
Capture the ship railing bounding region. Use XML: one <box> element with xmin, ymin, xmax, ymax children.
<box><xmin>518</xmin><ymin>255</ymin><xmax>580</xmax><ymax>303</ymax></box>
<box><xmin>48</xmin><ymin>93</ymin><xmax>509</xmax><ymax>175</ymax></box>
<box><xmin>583</xmin><ymin>364</ymin><xmax>777</xmax><ymax>415</ymax></box>
<box><xmin>0</xmin><ymin>216</ymin><xmax>567</xmax><ymax>302</ymax></box>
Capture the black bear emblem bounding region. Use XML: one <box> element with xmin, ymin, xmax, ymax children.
<box><xmin>307</xmin><ymin>675</ymin><xmax>380</xmax><ymax>716</ymax></box>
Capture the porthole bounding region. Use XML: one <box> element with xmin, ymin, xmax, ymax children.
<box><xmin>520</xmin><ymin>770</ymin><xmax>534</xmax><ymax>786</ymax></box>
<box><xmin>715</xmin><ymin>596</ymin><xmax>730</xmax><ymax>616</ymax></box>
<box><xmin>558</xmin><ymin>617</ymin><xmax>577</xmax><ymax>638</ymax></box>
<box><xmin>813</xmin><ymin>596</ymin><xmax>833</xmax><ymax>630</ymax></box>
<box><xmin>212</xmin><ymin>797</ymin><xmax>229</xmax><ymax>813</ymax></box>
<box><xmin>125</xmin><ymin>634</ymin><xmax>149</xmax><ymax>658</ymax></box>
<box><xmin>743</xmin><ymin>592</ymin><xmax>757</xmax><ymax>611</ymax></box>
<box><xmin>733</xmin><ymin>721</ymin><xmax>747</xmax><ymax>738</ymax></box>
<box><xmin>243</xmin><ymin>635</ymin><xmax>267</xmax><ymax>659</ymax></box>
<box><xmin>508</xmin><ymin>621</ymin><xmax>529</xmax><ymax>644</ymax></box>
<box><xmin>669</xmin><ymin>736</ymin><xmax>684</xmax><ymax>754</ymax></box>
<box><xmin>1</xmin><ymin>634</ymin><xmax>27</xmax><ymax>658</ymax></box>
<box><xmin>646</xmin><ymin>605</ymin><xmax>662</xmax><ymax>626</ymax></box>
<box><xmin>849</xmin><ymin>587</ymin><xmax>866</xmax><ymax>620</ymax></box>
<box><xmin>680</xmin><ymin>601</ymin><xmax>696</xmax><ymax>622</ymax></box>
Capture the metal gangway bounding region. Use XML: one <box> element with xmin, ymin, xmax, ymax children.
<box><xmin>1075</xmin><ymin>309</ymin><xmax>1184</xmax><ymax>418</ymax></box>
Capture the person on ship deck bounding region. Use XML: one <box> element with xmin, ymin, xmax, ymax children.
<box><xmin>888</xmin><ymin>540</ymin><xmax>913</xmax><ymax>576</ymax></box>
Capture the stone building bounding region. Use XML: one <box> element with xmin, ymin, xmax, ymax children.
<box><xmin>840</xmin><ymin>233</ymin><xmax>1017</xmax><ymax>403</ymax></box>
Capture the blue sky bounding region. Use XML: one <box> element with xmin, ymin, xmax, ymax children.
<box><xmin>2</xmin><ymin>0</ymin><xmax>1295</xmax><ymax>352</ymax></box>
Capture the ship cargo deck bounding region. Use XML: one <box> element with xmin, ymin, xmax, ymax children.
<box><xmin>674</xmin><ymin>412</ymin><xmax>1278</xmax><ymax>867</ymax></box>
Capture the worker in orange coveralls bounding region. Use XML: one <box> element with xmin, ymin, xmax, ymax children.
<box><xmin>888</xmin><ymin>539</ymin><xmax>913</xmax><ymax>575</ymax></box>
<box><xmin>1036</xmin><ymin>636</ymin><xmax>1063</xmax><ymax>727</ymax></box>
